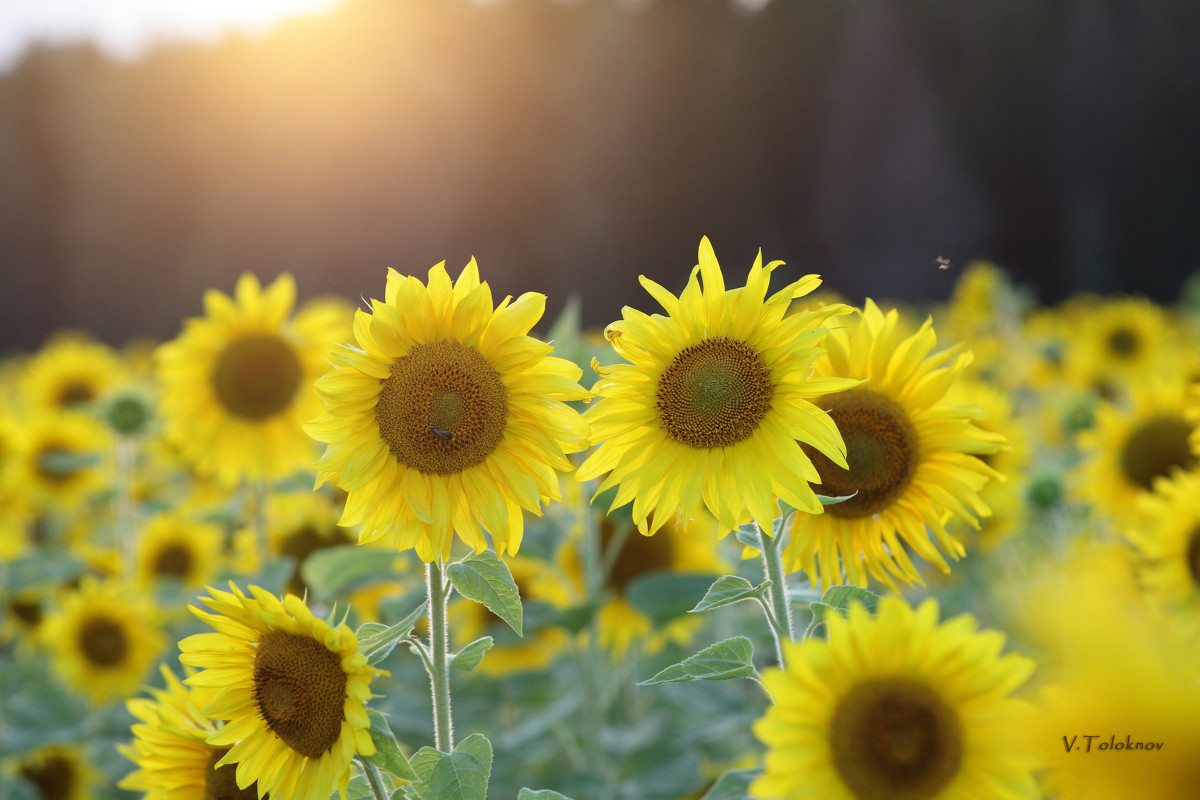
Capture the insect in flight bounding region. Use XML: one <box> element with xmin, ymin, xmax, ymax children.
<box><xmin>935</xmin><ymin>255</ymin><xmax>951</xmax><ymax>270</ymax></box>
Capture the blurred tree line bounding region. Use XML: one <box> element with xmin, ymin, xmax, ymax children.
<box><xmin>1</xmin><ymin>0</ymin><xmax>1198</xmax><ymax>350</ymax></box>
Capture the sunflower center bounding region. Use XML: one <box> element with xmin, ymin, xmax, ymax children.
<box><xmin>830</xmin><ymin>678</ymin><xmax>963</xmax><ymax>800</ymax></box>
<box><xmin>20</xmin><ymin>754</ymin><xmax>75</xmax><ymax>800</ymax></box>
<box><xmin>1106</xmin><ymin>327</ymin><xmax>1140</xmax><ymax>358</ymax></box>
<box><xmin>1118</xmin><ymin>416</ymin><xmax>1197</xmax><ymax>491</ymax></box>
<box><xmin>375</xmin><ymin>341</ymin><xmax>508</xmax><ymax>475</ymax></box>
<box><xmin>205</xmin><ymin>747</ymin><xmax>262</xmax><ymax>800</ymax></box>
<box><xmin>601</xmin><ymin>518</ymin><xmax>674</xmax><ymax>593</ymax></box>
<box><xmin>253</xmin><ymin>630</ymin><xmax>347</xmax><ymax>759</ymax></box>
<box><xmin>1186</xmin><ymin>526</ymin><xmax>1200</xmax><ymax>588</ymax></box>
<box><xmin>802</xmin><ymin>388</ymin><xmax>919</xmax><ymax>518</ymax></box>
<box><xmin>11</xmin><ymin>598</ymin><xmax>43</xmax><ymax>627</ymax></box>
<box><xmin>655</xmin><ymin>336</ymin><xmax>773</xmax><ymax>449</ymax></box>
<box><xmin>212</xmin><ymin>334</ymin><xmax>302</xmax><ymax>420</ymax></box>
<box><xmin>80</xmin><ymin>616</ymin><xmax>129</xmax><ymax>667</ymax></box>
<box><xmin>57</xmin><ymin>381</ymin><xmax>95</xmax><ymax>406</ymax></box>
<box><xmin>153</xmin><ymin>543</ymin><xmax>194</xmax><ymax>578</ymax></box>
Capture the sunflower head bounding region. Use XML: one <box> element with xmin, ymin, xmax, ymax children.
<box><xmin>753</xmin><ymin>596</ymin><xmax>1038</xmax><ymax>800</ymax></box>
<box><xmin>135</xmin><ymin>511</ymin><xmax>224</xmax><ymax>589</ymax></box>
<box><xmin>577</xmin><ymin>236</ymin><xmax>858</xmax><ymax>537</ymax></box>
<box><xmin>156</xmin><ymin>273</ymin><xmax>343</xmax><ymax>486</ymax></box>
<box><xmin>305</xmin><ymin>259</ymin><xmax>589</xmax><ymax>561</ymax></box>
<box><xmin>20</xmin><ymin>334</ymin><xmax>125</xmax><ymax>413</ymax></box>
<box><xmin>10</xmin><ymin>744</ymin><xmax>96</xmax><ymax>800</ymax></box>
<box><xmin>179</xmin><ymin>583</ymin><xmax>384</xmax><ymax>800</ymax></box>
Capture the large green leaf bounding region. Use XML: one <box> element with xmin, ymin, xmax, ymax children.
<box><xmin>689</xmin><ymin>575</ymin><xmax>770</xmax><ymax>613</ymax></box>
<box><xmin>639</xmin><ymin>637</ymin><xmax>758</xmax><ymax>686</ymax></box>
<box><xmin>408</xmin><ymin>734</ymin><xmax>493</xmax><ymax>800</ymax></box>
<box><xmin>446</xmin><ymin>551</ymin><xmax>522</xmax><ymax>636</ymax></box>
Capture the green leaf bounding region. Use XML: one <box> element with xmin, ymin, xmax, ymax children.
<box><xmin>820</xmin><ymin>584</ymin><xmax>880</xmax><ymax>612</ymax></box>
<box><xmin>450</xmin><ymin>636</ymin><xmax>494</xmax><ymax>672</ymax></box>
<box><xmin>1</xmin><ymin>553</ymin><xmax>84</xmax><ymax>593</ymax></box>
<box><xmin>300</xmin><ymin>545</ymin><xmax>397</xmax><ymax>599</ymax></box>
<box><xmin>689</xmin><ymin>575</ymin><xmax>770</xmax><ymax>613</ymax></box>
<box><xmin>544</xmin><ymin>295</ymin><xmax>582</xmax><ymax>361</ymax></box>
<box><xmin>446</xmin><ymin>551</ymin><xmax>522</xmax><ymax>636</ymax></box>
<box><xmin>733</xmin><ymin>523</ymin><xmax>762</xmax><ymax>550</ymax></box>
<box><xmin>816</xmin><ymin>491</ymin><xmax>858</xmax><ymax>506</ymax></box>
<box><xmin>517</xmin><ymin>790</ymin><xmax>576</xmax><ymax>800</ymax></box>
<box><xmin>408</xmin><ymin>734</ymin><xmax>493</xmax><ymax>800</ymax></box>
<box><xmin>638</xmin><ymin>636</ymin><xmax>758</xmax><ymax>686</ymax></box>
<box><xmin>700</xmin><ymin>767</ymin><xmax>763</xmax><ymax>800</ymax></box>
<box><xmin>347</xmin><ymin>776</ymin><xmax>375</xmax><ymax>800</ymax></box>
<box><xmin>357</xmin><ymin>601</ymin><xmax>429</xmax><ymax>665</ymax></box>
<box><xmin>626</xmin><ymin>573</ymin><xmax>720</xmax><ymax>626</ymax></box>
<box><xmin>37</xmin><ymin>450</ymin><xmax>100</xmax><ymax>476</ymax></box>
<box><xmin>365</xmin><ymin>710</ymin><xmax>418</xmax><ymax>781</ymax></box>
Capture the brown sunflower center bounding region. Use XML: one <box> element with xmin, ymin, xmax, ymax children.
<box><xmin>253</xmin><ymin>630</ymin><xmax>347</xmax><ymax>759</ymax></box>
<box><xmin>153</xmin><ymin>543</ymin><xmax>194</xmax><ymax>578</ymax></box>
<box><xmin>57</xmin><ymin>381</ymin><xmax>95</xmax><ymax>407</ymax></box>
<box><xmin>1106</xmin><ymin>327</ymin><xmax>1140</xmax><ymax>358</ymax></box>
<box><xmin>1186</xmin><ymin>526</ymin><xmax>1200</xmax><ymax>588</ymax></box>
<box><xmin>11</xmin><ymin>598</ymin><xmax>43</xmax><ymax>627</ymax></box>
<box><xmin>375</xmin><ymin>341</ymin><xmax>508</xmax><ymax>475</ymax></box>
<box><xmin>205</xmin><ymin>747</ymin><xmax>263</xmax><ymax>800</ymax></box>
<box><xmin>212</xmin><ymin>334</ymin><xmax>302</xmax><ymax>420</ymax></box>
<box><xmin>829</xmin><ymin>678</ymin><xmax>963</xmax><ymax>800</ymax></box>
<box><xmin>601</xmin><ymin>518</ymin><xmax>674</xmax><ymax>593</ymax></box>
<box><xmin>802</xmin><ymin>388</ymin><xmax>919</xmax><ymax>518</ymax></box>
<box><xmin>655</xmin><ymin>336</ymin><xmax>773</xmax><ymax>449</ymax></box>
<box><xmin>1118</xmin><ymin>416</ymin><xmax>1197</xmax><ymax>491</ymax></box>
<box><xmin>20</xmin><ymin>754</ymin><xmax>75</xmax><ymax>800</ymax></box>
<box><xmin>80</xmin><ymin>616</ymin><xmax>128</xmax><ymax>667</ymax></box>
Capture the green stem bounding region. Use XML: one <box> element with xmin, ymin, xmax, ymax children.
<box><xmin>114</xmin><ymin>436</ymin><xmax>138</xmax><ymax>581</ymax></box>
<box><xmin>251</xmin><ymin>478</ymin><xmax>270</xmax><ymax>567</ymax></box>
<box><xmin>358</xmin><ymin>755</ymin><xmax>389</xmax><ymax>800</ymax></box>
<box><xmin>426</xmin><ymin>559</ymin><xmax>454</xmax><ymax>752</ymax></box>
<box><xmin>757</xmin><ymin>519</ymin><xmax>794</xmax><ymax>667</ymax></box>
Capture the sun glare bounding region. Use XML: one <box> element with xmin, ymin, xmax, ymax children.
<box><xmin>0</xmin><ymin>0</ymin><xmax>342</xmax><ymax>71</ymax></box>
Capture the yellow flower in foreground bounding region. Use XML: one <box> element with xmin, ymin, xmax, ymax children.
<box><xmin>305</xmin><ymin>259</ymin><xmax>590</xmax><ymax>561</ymax></box>
<box><xmin>577</xmin><ymin>236</ymin><xmax>856</xmax><ymax>536</ymax></box>
<box><xmin>119</xmin><ymin>664</ymin><xmax>262</xmax><ymax>800</ymax></box>
<box><xmin>753</xmin><ymin>597</ymin><xmax>1038</xmax><ymax>800</ymax></box>
<box><xmin>785</xmin><ymin>300</ymin><xmax>1007</xmax><ymax>589</ymax></box>
<box><xmin>179</xmin><ymin>583</ymin><xmax>383</xmax><ymax>800</ymax></box>
<box><xmin>156</xmin><ymin>272</ymin><xmax>343</xmax><ymax>486</ymax></box>
<box><xmin>40</xmin><ymin>578</ymin><xmax>164</xmax><ymax>704</ymax></box>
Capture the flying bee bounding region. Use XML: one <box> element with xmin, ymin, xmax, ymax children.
<box><xmin>431</xmin><ymin>427</ymin><xmax>452</xmax><ymax>439</ymax></box>
<box><xmin>935</xmin><ymin>255</ymin><xmax>951</xmax><ymax>270</ymax></box>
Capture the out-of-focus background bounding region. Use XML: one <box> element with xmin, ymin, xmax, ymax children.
<box><xmin>2</xmin><ymin>0</ymin><xmax>1199</xmax><ymax>351</ymax></box>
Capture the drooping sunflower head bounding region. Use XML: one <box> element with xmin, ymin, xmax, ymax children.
<box><xmin>305</xmin><ymin>259</ymin><xmax>590</xmax><ymax>561</ymax></box>
<box><xmin>577</xmin><ymin>236</ymin><xmax>858</xmax><ymax>536</ymax></box>
<box><xmin>1075</xmin><ymin>378</ymin><xmax>1200</xmax><ymax>524</ymax></box>
<box><xmin>9</xmin><ymin>744</ymin><xmax>96</xmax><ymax>800</ymax></box>
<box><xmin>20</xmin><ymin>334</ymin><xmax>126</xmax><ymax>413</ymax></box>
<box><xmin>135</xmin><ymin>511</ymin><xmax>224</xmax><ymax>590</ymax></box>
<box><xmin>786</xmin><ymin>300</ymin><xmax>1007</xmax><ymax>590</ymax></box>
<box><xmin>752</xmin><ymin>596</ymin><xmax>1038</xmax><ymax>800</ymax></box>
<box><xmin>156</xmin><ymin>273</ymin><xmax>344</xmax><ymax>487</ymax></box>
<box><xmin>39</xmin><ymin>577</ymin><xmax>165</xmax><ymax>705</ymax></box>
<box><xmin>179</xmin><ymin>583</ymin><xmax>383</xmax><ymax>800</ymax></box>
<box><xmin>119</xmin><ymin>664</ymin><xmax>263</xmax><ymax>800</ymax></box>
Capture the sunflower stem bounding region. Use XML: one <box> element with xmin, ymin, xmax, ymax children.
<box><xmin>757</xmin><ymin>520</ymin><xmax>794</xmax><ymax>667</ymax></box>
<box><xmin>426</xmin><ymin>559</ymin><xmax>454</xmax><ymax>752</ymax></box>
<box><xmin>114</xmin><ymin>435</ymin><xmax>138</xmax><ymax>581</ymax></box>
<box><xmin>358</xmin><ymin>755</ymin><xmax>390</xmax><ymax>800</ymax></box>
<box><xmin>251</xmin><ymin>478</ymin><xmax>270</xmax><ymax>567</ymax></box>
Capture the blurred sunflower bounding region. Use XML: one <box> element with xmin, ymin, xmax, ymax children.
<box><xmin>1130</xmin><ymin>470</ymin><xmax>1200</xmax><ymax>636</ymax></box>
<box><xmin>119</xmin><ymin>664</ymin><xmax>263</xmax><ymax>800</ymax></box>
<box><xmin>40</xmin><ymin>578</ymin><xmax>164</xmax><ymax>704</ymax></box>
<box><xmin>752</xmin><ymin>596</ymin><xmax>1038</xmax><ymax>800</ymax></box>
<box><xmin>231</xmin><ymin>491</ymin><xmax>356</xmax><ymax>594</ymax></box>
<box><xmin>9</xmin><ymin>743</ymin><xmax>97</xmax><ymax>800</ymax></box>
<box><xmin>156</xmin><ymin>273</ymin><xmax>343</xmax><ymax>487</ymax></box>
<box><xmin>20</xmin><ymin>334</ymin><xmax>125</xmax><ymax>413</ymax></box>
<box><xmin>1075</xmin><ymin>379</ymin><xmax>1200</xmax><ymax>524</ymax></box>
<box><xmin>135</xmin><ymin>511</ymin><xmax>224</xmax><ymax>589</ymax></box>
<box><xmin>1064</xmin><ymin>296</ymin><xmax>1181</xmax><ymax>400</ymax></box>
<box><xmin>577</xmin><ymin>236</ymin><xmax>856</xmax><ymax>536</ymax></box>
<box><xmin>15</xmin><ymin>410</ymin><xmax>109</xmax><ymax>513</ymax></box>
<box><xmin>305</xmin><ymin>259</ymin><xmax>590</xmax><ymax>561</ymax></box>
<box><xmin>179</xmin><ymin>583</ymin><xmax>382</xmax><ymax>800</ymax></box>
<box><xmin>784</xmin><ymin>300</ymin><xmax>1007</xmax><ymax>590</ymax></box>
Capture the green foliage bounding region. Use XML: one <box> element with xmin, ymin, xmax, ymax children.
<box><xmin>517</xmin><ymin>790</ymin><xmax>576</xmax><ymax>800</ymax></box>
<box><xmin>626</xmin><ymin>573</ymin><xmax>720</xmax><ymax>626</ymax></box>
<box><xmin>446</xmin><ymin>551</ymin><xmax>523</xmax><ymax>636</ymax></box>
<box><xmin>358</xmin><ymin>601</ymin><xmax>430</xmax><ymax>666</ymax></box>
<box><xmin>450</xmin><ymin>637</ymin><xmax>494</xmax><ymax>672</ymax></box>
<box><xmin>805</xmin><ymin>585</ymin><xmax>880</xmax><ymax>638</ymax></box>
<box><xmin>700</xmin><ymin>768</ymin><xmax>763</xmax><ymax>800</ymax></box>
<box><xmin>408</xmin><ymin>734</ymin><xmax>493</xmax><ymax>800</ymax></box>
<box><xmin>366</xmin><ymin>710</ymin><xmax>419</xmax><ymax>781</ymax></box>
<box><xmin>301</xmin><ymin>544</ymin><xmax>398</xmax><ymax>599</ymax></box>
<box><xmin>639</xmin><ymin>637</ymin><xmax>759</xmax><ymax>686</ymax></box>
<box><xmin>689</xmin><ymin>575</ymin><xmax>771</xmax><ymax>613</ymax></box>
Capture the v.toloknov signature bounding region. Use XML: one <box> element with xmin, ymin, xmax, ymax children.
<box><xmin>1063</xmin><ymin>735</ymin><xmax>1164</xmax><ymax>753</ymax></box>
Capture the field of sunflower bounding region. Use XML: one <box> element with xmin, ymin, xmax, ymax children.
<box><xmin>3</xmin><ymin>240</ymin><xmax>1200</xmax><ymax>800</ymax></box>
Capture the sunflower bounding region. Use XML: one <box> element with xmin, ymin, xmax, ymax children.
<box><xmin>178</xmin><ymin>583</ymin><xmax>382</xmax><ymax>800</ymax></box>
<box><xmin>9</xmin><ymin>744</ymin><xmax>96</xmax><ymax>800</ymax></box>
<box><xmin>119</xmin><ymin>664</ymin><xmax>263</xmax><ymax>800</ymax></box>
<box><xmin>1062</xmin><ymin>296</ymin><xmax>1182</xmax><ymax>401</ymax></box>
<box><xmin>20</xmin><ymin>333</ymin><xmax>125</xmax><ymax>413</ymax></box>
<box><xmin>752</xmin><ymin>596</ymin><xmax>1038</xmax><ymax>800</ymax></box>
<box><xmin>577</xmin><ymin>236</ymin><xmax>857</xmax><ymax>537</ymax></box>
<box><xmin>304</xmin><ymin>259</ymin><xmax>590</xmax><ymax>561</ymax></box>
<box><xmin>784</xmin><ymin>300</ymin><xmax>1007</xmax><ymax>590</ymax></box>
<box><xmin>135</xmin><ymin>511</ymin><xmax>224</xmax><ymax>589</ymax></box>
<box><xmin>40</xmin><ymin>578</ymin><xmax>165</xmax><ymax>705</ymax></box>
<box><xmin>14</xmin><ymin>410</ymin><xmax>109</xmax><ymax>513</ymax></box>
<box><xmin>1074</xmin><ymin>378</ymin><xmax>1200</xmax><ymax>524</ymax></box>
<box><xmin>156</xmin><ymin>272</ymin><xmax>343</xmax><ymax>487</ymax></box>
<box><xmin>230</xmin><ymin>491</ymin><xmax>357</xmax><ymax>593</ymax></box>
<box><xmin>1129</xmin><ymin>470</ymin><xmax>1200</xmax><ymax>636</ymax></box>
